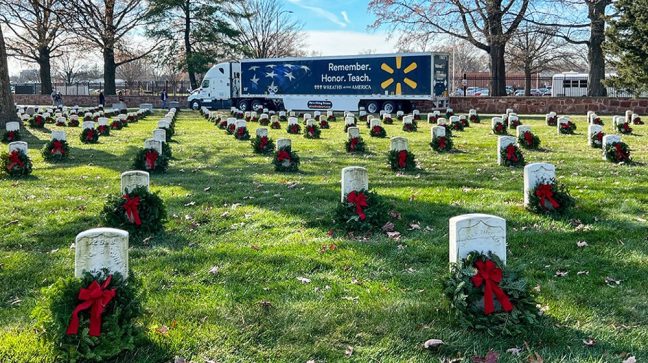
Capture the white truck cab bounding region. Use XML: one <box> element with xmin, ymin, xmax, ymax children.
<box><xmin>188</xmin><ymin>62</ymin><xmax>241</xmax><ymax>110</ymax></box>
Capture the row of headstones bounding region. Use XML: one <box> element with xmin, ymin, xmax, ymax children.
<box><xmin>144</xmin><ymin>108</ymin><xmax>177</xmax><ymax>157</ymax></box>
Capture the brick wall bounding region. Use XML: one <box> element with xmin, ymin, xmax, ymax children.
<box><xmin>448</xmin><ymin>97</ymin><xmax>648</xmax><ymax>115</ymax></box>
<box><xmin>13</xmin><ymin>95</ymin><xmax>186</xmax><ymax>108</ymax></box>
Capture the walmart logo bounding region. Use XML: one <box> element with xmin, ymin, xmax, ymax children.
<box><xmin>380</xmin><ymin>56</ymin><xmax>418</xmax><ymax>95</ymax></box>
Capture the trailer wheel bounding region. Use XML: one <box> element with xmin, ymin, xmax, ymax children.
<box><xmin>190</xmin><ymin>100</ymin><xmax>201</xmax><ymax>110</ymax></box>
<box><xmin>382</xmin><ymin>101</ymin><xmax>396</xmax><ymax>114</ymax></box>
<box><xmin>238</xmin><ymin>99</ymin><xmax>249</xmax><ymax>112</ymax></box>
<box><xmin>251</xmin><ymin>99</ymin><xmax>264</xmax><ymax>112</ymax></box>
<box><xmin>365</xmin><ymin>101</ymin><xmax>380</xmax><ymax>114</ymax></box>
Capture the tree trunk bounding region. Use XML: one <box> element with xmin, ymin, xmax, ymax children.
<box><xmin>0</xmin><ymin>27</ymin><xmax>15</xmax><ymax>128</ymax></box>
<box><xmin>587</xmin><ymin>1</ymin><xmax>607</xmax><ymax>97</ymax></box>
<box><xmin>489</xmin><ymin>43</ymin><xmax>507</xmax><ymax>96</ymax></box>
<box><xmin>39</xmin><ymin>47</ymin><xmax>53</xmax><ymax>95</ymax></box>
<box><xmin>184</xmin><ymin>1</ymin><xmax>197</xmax><ymax>90</ymax></box>
<box><xmin>104</xmin><ymin>47</ymin><xmax>117</xmax><ymax>95</ymax></box>
<box><xmin>524</xmin><ymin>66</ymin><xmax>532</xmax><ymax>96</ymax></box>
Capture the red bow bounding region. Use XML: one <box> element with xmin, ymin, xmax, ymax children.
<box><xmin>6</xmin><ymin>131</ymin><xmax>16</xmax><ymax>141</ymax></box>
<box><xmin>259</xmin><ymin>136</ymin><xmax>268</xmax><ymax>149</ymax></box>
<box><xmin>237</xmin><ymin>127</ymin><xmax>246</xmax><ymax>136</ymax></box>
<box><xmin>307</xmin><ymin>126</ymin><xmax>315</xmax><ymax>135</ymax></box>
<box><xmin>98</xmin><ymin>125</ymin><xmax>107</xmax><ymax>133</ymax></box>
<box><xmin>122</xmin><ymin>195</ymin><xmax>142</xmax><ymax>226</ymax></box>
<box><xmin>495</xmin><ymin>123</ymin><xmax>503</xmax><ymax>132</ymax></box>
<box><xmin>321</xmin><ymin>121</ymin><xmax>328</xmax><ymax>127</ymax></box>
<box><xmin>277</xmin><ymin>150</ymin><xmax>291</xmax><ymax>161</ymax></box>
<box><xmin>66</xmin><ymin>276</ymin><xmax>116</xmax><ymax>337</ymax></box>
<box><xmin>350</xmin><ymin>137</ymin><xmax>358</xmax><ymax>150</ymax></box>
<box><xmin>346</xmin><ymin>191</ymin><xmax>368</xmax><ymax>220</ymax></box>
<box><xmin>228</xmin><ymin>124</ymin><xmax>235</xmax><ymax>132</ymax></box>
<box><xmin>535</xmin><ymin>184</ymin><xmax>560</xmax><ymax>210</ymax></box>
<box><xmin>85</xmin><ymin>129</ymin><xmax>95</xmax><ymax>141</ymax></box>
<box><xmin>398</xmin><ymin>150</ymin><xmax>408</xmax><ymax>168</ymax></box>
<box><xmin>372</xmin><ymin>126</ymin><xmax>381</xmax><ymax>133</ymax></box>
<box><xmin>505</xmin><ymin>144</ymin><xmax>518</xmax><ymax>162</ymax></box>
<box><xmin>7</xmin><ymin>150</ymin><xmax>24</xmax><ymax>170</ymax></box>
<box><xmin>471</xmin><ymin>260</ymin><xmax>514</xmax><ymax>315</ymax></box>
<box><xmin>290</xmin><ymin>125</ymin><xmax>299</xmax><ymax>133</ymax></box>
<box><xmin>437</xmin><ymin>137</ymin><xmax>447</xmax><ymax>149</ymax></box>
<box><xmin>595</xmin><ymin>132</ymin><xmax>603</xmax><ymax>143</ymax></box>
<box><xmin>145</xmin><ymin>150</ymin><xmax>158</xmax><ymax>170</ymax></box>
<box><xmin>614</xmin><ymin>143</ymin><xmax>627</xmax><ymax>161</ymax></box>
<box><xmin>523</xmin><ymin>131</ymin><xmax>534</xmax><ymax>146</ymax></box>
<box><xmin>51</xmin><ymin>140</ymin><xmax>64</xmax><ymax>155</ymax></box>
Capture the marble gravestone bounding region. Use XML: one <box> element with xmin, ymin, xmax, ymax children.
<box><xmin>588</xmin><ymin>124</ymin><xmax>603</xmax><ymax>146</ymax></box>
<box><xmin>288</xmin><ymin>117</ymin><xmax>298</xmax><ymax>125</ymax></box>
<box><xmin>557</xmin><ymin>116</ymin><xmax>570</xmax><ymax>134</ymax></box>
<box><xmin>9</xmin><ymin>141</ymin><xmax>28</xmax><ymax>154</ymax></box>
<box><xmin>74</xmin><ymin>228</ymin><xmax>129</xmax><ymax>278</ymax></box>
<box><xmin>602</xmin><ymin>134</ymin><xmax>621</xmax><ymax>159</ymax></box>
<box><xmin>497</xmin><ymin>136</ymin><xmax>516</xmax><ymax>166</ymax></box>
<box><xmin>390</xmin><ymin>136</ymin><xmax>408</xmax><ymax>151</ymax></box>
<box><xmin>256</xmin><ymin>127</ymin><xmax>268</xmax><ymax>138</ymax></box>
<box><xmin>449</xmin><ymin>214</ymin><xmax>507</xmax><ymax>266</ymax></box>
<box><xmin>120</xmin><ymin>170</ymin><xmax>150</xmax><ymax>194</ymax></box>
<box><xmin>82</xmin><ymin>121</ymin><xmax>95</xmax><ymax>130</ymax></box>
<box><xmin>347</xmin><ymin>126</ymin><xmax>360</xmax><ymax>139</ymax></box>
<box><xmin>523</xmin><ymin>163</ymin><xmax>556</xmax><ymax>207</ymax></box>
<box><xmin>306</xmin><ymin>119</ymin><xmax>315</xmax><ymax>127</ymax></box>
<box><xmin>370</xmin><ymin>119</ymin><xmax>381</xmax><ymax>128</ymax></box>
<box><xmin>516</xmin><ymin>125</ymin><xmax>531</xmax><ymax>138</ymax></box>
<box><xmin>431</xmin><ymin>125</ymin><xmax>446</xmax><ymax>139</ymax></box>
<box><xmin>276</xmin><ymin>138</ymin><xmax>291</xmax><ymax>150</ymax></box>
<box><xmin>51</xmin><ymin>130</ymin><xmax>66</xmax><ymax>141</ymax></box>
<box><xmin>340</xmin><ymin>166</ymin><xmax>369</xmax><ymax>202</ymax></box>
<box><xmin>345</xmin><ymin>116</ymin><xmax>355</xmax><ymax>126</ymax></box>
<box><xmin>491</xmin><ymin>116</ymin><xmax>504</xmax><ymax>129</ymax></box>
<box><xmin>153</xmin><ymin>129</ymin><xmax>167</xmax><ymax>143</ymax></box>
<box><xmin>6</xmin><ymin>121</ymin><xmax>19</xmax><ymax>132</ymax></box>
<box><xmin>144</xmin><ymin>139</ymin><xmax>163</xmax><ymax>155</ymax></box>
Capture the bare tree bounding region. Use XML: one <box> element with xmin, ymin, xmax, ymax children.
<box><xmin>369</xmin><ymin>0</ymin><xmax>530</xmax><ymax>96</ymax></box>
<box><xmin>506</xmin><ymin>26</ymin><xmax>581</xmax><ymax>95</ymax></box>
<box><xmin>0</xmin><ymin>27</ymin><xmax>16</xmax><ymax>128</ymax></box>
<box><xmin>53</xmin><ymin>50</ymin><xmax>84</xmax><ymax>83</ymax></box>
<box><xmin>525</xmin><ymin>0</ymin><xmax>612</xmax><ymax>96</ymax></box>
<box><xmin>0</xmin><ymin>0</ymin><xmax>67</xmax><ymax>95</ymax></box>
<box><xmin>59</xmin><ymin>0</ymin><xmax>155</xmax><ymax>95</ymax></box>
<box><xmin>229</xmin><ymin>0</ymin><xmax>306</xmax><ymax>58</ymax></box>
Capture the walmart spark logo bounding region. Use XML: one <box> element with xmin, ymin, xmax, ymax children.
<box><xmin>380</xmin><ymin>56</ymin><xmax>418</xmax><ymax>95</ymax></box>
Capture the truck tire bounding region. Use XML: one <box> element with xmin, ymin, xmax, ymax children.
<box><xmin>238</xmin><ymin>99</ymin><xmax>249</xmax><ymax>112</ymax></box>
<box><xmin>251</xmin><ymin>99</ymin><xmax>264</xmax><ymax>112</ymax></box>
<box><xmin>382</xmin><ymin>101</ymin><xmax>396</xmax><ymax>114</ymax></box>
<box><xmin>365</xmin><ymin>101</ymin><xmax>380</xmax><ymax>114</ymax></box>
<box><xmin>190</xmin><ymin>100</ymin><xmax>201</xmax><ymax>110</ymax></box>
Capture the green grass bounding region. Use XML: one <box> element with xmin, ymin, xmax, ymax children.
<box><xmin>0</xmin><ymin>112</ymin><xmax>646</xmax><ymax>362</ymax></box>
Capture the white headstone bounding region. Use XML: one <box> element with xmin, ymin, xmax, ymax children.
<box><xmin>516</xmin><ymin>125</ymin><xmax>531</xmax><ymax>138</ymax></box>
<box><xmin>523</xmin><ymin>163</ymin><xmax>556</xmax><ymax>207</ymax></box>
<box><xmin>341</xmin><ymin>166</ymin><xmax>369</xmax><ymax>202</ymax></box>
<box><xmin>158</xmin><ymin>120</ymin><xmax>171</xmax><ymax>128</ymax></box>
<box><xmin>8</xmin><ymin>141</ymin><xmax>27</xmax><ymax>154</ymax></box>
<box><xmin>506</xmin><ymin>108</ymin><xmax>514</xmax><ymax>115</ymax></box>
<box><xmin>303</xmin><ymin>113</ymin><xmax>312</xmax><ymax>120</ymax></box>
<box><xmin>437</xmin><ymin>117</ymin><xmax>447</xmax><ymax>125</ymax></box>
<box><xmin>306</xmin><ymin>119</ymin><xmax>315</xmax><ymax>127</ymax></box>
<box><xmin>396</xmin><ymin>110</ymin><xmax>404</xmax><ymax>118</ymax></box>
<box><xmin>449</xmin><ymin>214</ymin><xmax>507</xmax><ymax>265</ymax></box>
<box><xmin>256</xmin><ymin>127</ymin><xmax>268</xmax><ymax>138</ymax></box>
<box><xmin>260</xmin><ymin>113</ymin><xmax>269</xmax><ymax>120</ymax></box>
<box><xmin>144</xmin><ymin>139</ymin><xmax>163</xmax><ymax>154</ymax></box>
<box><xmin>390</xmin><ymin>137</ymin><xmax>408</xmax><ymax>151</ymax></box>
<box><xmin>327</xmin><ymin>110</ymin><xmax>333</xmax><ymax>117</ymax></box>
<box><xmin>51</xmin><ymin>131</ymin><xmax>66</xmax><ymax>141</ymax></box>
<box><xmin>625</xmin><ymin>110</ymin><xmax>633</xmax><ymax>124</ymax></box>
<box><xmin>153</xmin><ymin>129</ymin><xmax>167</xmax><ymax>143</ymax></box>
<box><xmin>319</xmin><ymin>115</ymin><xmax>326</xmax><ymax>122</ymax></box>
<box><xmin>602</xmin><ymin>134</ymin><xmax>621</xmax><ymax>159</ymax></box>
<box><xmin>288</xmin><ymin>117</ymin><xmax>298</xmax><ymax>125</ymax></box>
<box><xmin>98</xmin><ymin>117</ymin><xmax>109</xmax><ymax>126</ymax></box>
<box><xmin>236</xmin><ymin>120</ymin><xmax>247</xmax><ymax>128</ymax></box>
<box><xmin>139</xmin><ymin>103</ymin><xmax>153</xmax><ymax>111</ymax></box>
<box><xmin>403</xmin><ymin>115</ymin><xmax>414</xmax><ymax>124</ymax></box>
<box><xmin>557</xmin><ymin>116</ymin><xmax>570</xmax><ymax>134</ymax></box>
<box><xmin>276</xmin><ymin>138</ymin><xmax>291</xmax><ymax>150</ymax></box>
<box><xmin>6</xmin><ymin>121</ymin><xmax>19</xmax><ymax>132</ymax></box>
<box><xmin>82</xmin><ymin>121</ymin><xmax>95</xmax><ymax>130</ymax></box>
<box><xmin>449</xmin><ymin>115</ymin><xmax>460</xmax><ymax>124</ymax></box>
<box><xmin>497</xmin><ymin>136</ymin><xmax>517</xmax><ymax>166</ymax></box>
<box><xmin>412</xmin><ymin>109</ymin><xmax>420</xmax><ymax>116</ymax></box>
<box><xmin>383</xmin><ymin>113</ymin><xmax>391</xmax><ymax>120</ymax></box>
<box><xmin>121</xmin><ymin>171</ymin><xmax>150</xmax><ymax>194</ymax></box>
<box><xmin>271</xmin><ymin>115</ymin><xmax>279</xmax><ymax>122</ymax></box>
<box><xmin>74</xmin><ymin>228</ymin><xmax>129</xmax><ymax>278</ymax></box>
<box><xmin>491</xmin><ymin>117</ymin><xmax>504</xmax><ymax>129</ymax></box>
<box><xmin>359</xmin><ymin>110</ymin><xmax>367</xmax><ymax>117</ymax></box>
<box><xmin>587</xmin><ymin>124</ymin><xmax>604</xmax><ymax>146</ymax></box>
<box><xmin>431</xmin><ymin>126</ymin><xmax>446</xmax><ymax>139</ymax></box>
<box><xmin>226</xmin><ymin>117</ymin><xmax>236</xmax><ymax>126</ymax></box>
<box><xmin>469</xmin><ymin>109</ymin><xmax>477</xmax><ymax>116</ymax></box>
<box><xmin>347</xmin><ymin>126</ymin><xmax>360</xmax><ymax>139</ymax></box>
<box><xmin>279</xmin><ymin>111</ymin><xmax>286</xmax><ymax>117</ymax></box>
<box><xmin>370</xmin><ymin>119</ymin><xmax>381</xmax><ymax>128</ymax></box>
<box><xmin>345</xmin><ymin>116</ymin><xmax>355</xmax><ymax>126</ymax></box>
<box><xmin>314</xmin><ymin>111</ymin><xmax>321</xmax><ymax>117</ymax></box>
<box><xmin>612</xmin><ymin>116</ymin><xmax>624</xmax><ymax>127</ymax></box>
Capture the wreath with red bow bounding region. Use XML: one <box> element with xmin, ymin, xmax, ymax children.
<box><xmin>528</xmin><ymin>178</ymin><xmax>575</xmax><ymax>215</ymax></box>
<box><xmin>402</xmin><ymin>123</ymin><xmax>417</xmax><ymax>132</ymax></box>
<box><xmin>359</xmin><ymin>114</ymin><xmax>368</xmax><ymax>122</ymax></box>
<box><xmin>132</xmin><ymin>148</ymin><xmax>169</xmax><ymax>173</ymax></box>
<box><xmin>270</xmin><ymin>120</ymin><xmax>282</xmax><ymax>129</ymax></box>
<box><xmin>509</xmin><ymin>119</ymin><xmax>522</xmax><ymax>129</ymax></box>
<box><xmin>319</xmin><ymin>120</ymin><xmax>330</xmax><ymax>129</ymax></box>
<box><xmin>616</xmin><ymin>122</ymin><xmax>633</xmax><ymax>134</ymax></box>
<box><xmin>500</xmin><ymin>144</ymin><xmax>525</xmax><ymax>167</ymax></box>
<box><xmin>633</xmin><ymin>116</ymin><xmax>644</xmax><ymax>125</ymax></box>
<box><xmin>590</xmin><ymin>131</ymin><xmax>604</xmax><ymax>148</ymax></box>
<box><xmin>383</xmin><ymin>116</ymin><xmax>393</xmax><ymax>124</ymax></box>
<box><xmin>110</xmin><ymin>120</ymin><xmax>123</xmax><ymax>130</ymax></box>
<box><xmin>430</xmin><ymin>135</ymin><xmax>453</xmax><ymax>152</ymax></box>
<box><xmin>2</xmin><ymin>149</ymin><xmax>33</xmax><ymax>176</ymax></box>
<box><xmin>42</xmin><ymin>139</ymin><xmax>70</xmax><ymax>162</ymax></box>
<box><xmin>445</xmin><ymin>110</ymin><xmax>454</xmax><ymax>119</ymax></box>
<box><xmin>546</xmin><ymin>116</ymin><xmax>557</xmax><ymax>126</ymax></box>
<box><xmin>287</xmin><ymin>124</ymin><xmax>301</xmax><ymax>134</ymax></box>
<box><xmin>102</xmin><ymin>186</ymin><xmax>167</xmax><ymax>235</ymax></box>
<box><xmin>97</xmin><ymin>125</ymin><xmax>110</xmax><ymax>136</ymax></box>
<box><xmin>80</xmin><ymin>128</ymin><xmax>100</xmax><ymax>144</ymax></box>
<box><xmin>251</xmin><ymin>135</ymin><xmax>275</xmax><ymax>154</ymax></box>
<box><xmin>68</xmin><ymin>118</ymin><xmax>80</xmax><ymax>127</ymax></box>
<box><xmin>558</xmin><ymin>121</ymin><xmax>577</xmax><ymax>134</ymax></box>
<box><xmin>492</xmin><ymin>122</ymin><xmax>507</xmax><ymax>135</ymax></box>
<box><xmin>280</xmin><ymin>114</ymin><xmax>288</xmax><ymax>122</ymax></box>
<box><xmin>388</xmin><ymin>149</ymin><xmax>416</xmax><ymax>171</ymax></box>
<box><xmin>396</xmin><ymin>113</ymin><xmax>404</xmax><ymax>121</ymax></box>
<box><xmin>32</xmin><ymin>269</ymin><xmax>143</xmax><ymax>362</ymax></box>
<box><xmin>591</xmin><ymin>117</ymin><xmax>604</xmax><ymax>126</ymax></box>
<box><xmin>518</xmin><ymin>131</ymin><xmax>541</xmax><ymax>149</ymax></box>
<box><xmin>450</xmin><ymin>120</ymin><xmax>464</xmax><ymax>131</ymax></box>
<box><xmin>56</xmin><ymin>118</ymin><xmax>67</xmax><ymax>126</ymax></box>
<box><xmin>259</xmin><ymin>117</ymin><xmax>270</xmax><ymax>126</ymax></box>
<box><xmin>345</xmin><ymin>136</ymin><xmax>366</xmax><ymax>153</ymax></box>
<box><xmin>370</xmin><ymin>125</ymin><xmax>387</xmax><ymax>138</ymax></box>
<box><xmin>469</xmin><ymin>114</ymin><xmax>480</xmax><ymax>123</ymax></box>
<box><xmin>83</xmin><ymin>115</ymin><xmax>93</xmax><ymax>122</ymax></box>
<box><xmin>29</xmin><ymin>114</ymin><xmax>46</xmax><ymax>128</ymax></box>
<box><xmin>413</xmin><ymin>113</ymin><xmax>422</xmax><ymax>121</ymax></box>
<box><xmin>605</xmin><ymin>141</ymin><xmax>631</xmax><ymax>163</ymax></box>
<box><xmin>218</xmin><ymin>120</ymin><xmax>228</xmax><ymax>129</ymax></box>
<box><xmin>428</xmin><ymin>115</ymin><xmax>438</xmax><ymax>124</ymax></box>
<box><xmin>159</xmin><ymin>125</ymin><xmax>174</xmax><ymax>140</ymax></box>
<box><xmin>444</xmin><ymin>252</ymin><xmax>540</xmax><ymax>335</ymax></box>
<box><xmin>226</xmin><ymin>123</ymin><xmax>236</xmax><ymax>134</ymax></box>
<box><xmin>273</xmin><ymin>146</ymin><xmax>300</xmax><ymax>172</ymax></box>
<box><xmin>327</xmin><ymin>114</ymin><xmax>336</xmax><ymax>122</ymax></box>
<box><xmin>250</xmin><ymin>114</ymin><xmax>259</xmax><ymax>122</ymax></box>
<box><xmin>460</xmin><ymin>117</ymin><xmax>470</xmax><ymax>128</ymax></box>
<box><xmin>234</xmin><ymin>126</ymin><xmax>251</xmax><ymax>140</ymax></box>
<box><xmin>1</xmin><ymin>130</ymin><xmax>21</xmax><ymax>143</ymax></box>
<box><xmin>304</xmin><ymin>124</ymin><xmax>321</xmax><ymax>139</ymax></box>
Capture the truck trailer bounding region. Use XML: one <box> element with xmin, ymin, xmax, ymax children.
<box><xmin>187</xmin><ymin>52</ymin><xmax>450</xmax><ymax>113</ymax></box>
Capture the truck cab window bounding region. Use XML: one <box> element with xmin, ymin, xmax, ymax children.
<box><xmin>202</xmin><ymin>80</ymin><xmax>210</xmax><ymax>88</ymax></box>
<box><xmin>219</xmin><ymin>68</ymin><xmax>225</xmax><ymax>74</ymax></box>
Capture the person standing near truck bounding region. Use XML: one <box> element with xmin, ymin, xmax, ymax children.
<box><xmin>99</xmin><ymin>91</ymin><xmax>105</xmax><ymax>106</ymax></box>
<box><xmin>160</xmin><ymin>89</ymin><xmax>168</xmax><ymax>109</ymax></box>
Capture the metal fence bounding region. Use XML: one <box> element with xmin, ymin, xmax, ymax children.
<box><xmin>12</xmin><ymin>81</ymin><xmax>192</xmax><ymax>97</ymax></box>
<box><xmin>452</xmin><ymin>75</ymin><xmax>634</xmax><ymax>97</ymax></box>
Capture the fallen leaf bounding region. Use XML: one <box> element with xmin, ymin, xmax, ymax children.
<box><xmin>622</xmin><ymin>356</ymin><xmax>636</xmax><ymax>363</ymax></box>
<box><xmin>555</xmin><ymin>270</ymin><xmax>568</xmax><ymax>277</ymax></box>
<box><xmin>528</xmin><ymin>352</ymin><xmax>544</xmax><ymax>363</ymax></box>
<box><xmin>345</xmin><ymin>345</ymin><xmax>353</xmax><ymax>357</ymax></box>
<box><xmin>386</xmin><ymin>231</ymin><xmax>401</xmax><ymax>240</ymax></box>
<box><xmin>605</xmin><ymin>276</ymin><xmax>621</xmax><ymax>286</ymax></box>
<box><xmin>204</xmin><ymin>186</ymin><xmax>211</xmax><ymax>192</ymax></box>
<box><xmin>209</xmin><ymin>266</ymin><xmax>219</xmax><ymax>275</ymax></box>
<box><xmin>583</xmin><ymin>338</ymin><xmax>596</xmax><ymax>347</ymax></box>
<box><xmin>156</xmin><ymin>325</ymin><xmax>169</xmax><ymax>335</ymax></box>
<box><xmin>576</xmin><ymin>240</ymin><xmax>588</xmax><ymax>248</ymax></box>
<box><xmin>472</xmin><ymin>350</ymin><xmax>498</xmax><ymax>363</ymax></box>
<box><xmin>423</xmin><ymin>338</ymin><xmax>444</xmax><ymax>349</ymax></box>
<box><xmin>577</xmin><ymin>271</ymin><xmax>589</xmax><ymax>276</ymax></box>
<box><xmin>506</xmin><ymin>347</ymin><xmax>521</xmax><ymax>356</ymax></box>
<box><xmin>297</xmin><ymin>277</ymin><xmax>311</xmax><ymax>284</ymax></box>
<box><xmin>327</xmin><ymin>229</ymin><xmax>334</xmax><ymax>237</ymax></box>
<box><xmin>408</xmin><ymin>222</ymin><xmax>421</xmax><ymax>230</ymax></box>
<box><xmin>381</xmin><ymin>222</ymin><xmax>395</xmax><ymax>232</ymax></box>
<box><xmin>389</xmin><ymin>210</ymin><xmax>401</xmax><ymax>219</ymax></box>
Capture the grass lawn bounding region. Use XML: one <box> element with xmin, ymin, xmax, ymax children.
<box><xmin>0</xmin><ymin>111</ymin><xmax>646</xmax><ymax>362</ymax></box>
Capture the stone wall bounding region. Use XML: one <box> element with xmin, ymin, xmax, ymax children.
<box><xmin>13</xmin><ymin>94</ymin><xmax>186</xmax><ymax>108</ymax></box>
<box><xmin>448</xmin><ymin>97</ymin><xmax>648</xmax><ymax>115</ymax></box>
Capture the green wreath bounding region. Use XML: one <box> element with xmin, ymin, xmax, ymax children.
<box><xmin>492</xmin><ymin>123</ymin><xmax>507</xmax><ymax>135</ymax></box>
<box><xmin>110</xmin><ymin>120</ymin><xmax>123</xmax><ymax>130</ymax></box>
<box><xmin>558</xmin><ymin>121</ymin><xmax>577</xmax><ymax>134</ymax></box>
<box><xmin>132</xmin><ymin>148</ymin><xmax>169</xmax><ymax>173</ymax></box>
<box><xmin>590</xmin><ymin>132</ymin><xmax>604</xmax><ymax>149</ymax></box>
<box><xmin>451</xmin><ymin>121</ymin><xmax>464</xmax><ymax>131</ymax></box>
<box><xmin>500</xmin><ymin>144</ymin><xmax>525</xmax><ymax>167</ymax></box>
<box><xmin>270</xmin><ymin>121</ymin><xmax>282</xmax><ymax>129</ymax></box>
<box><xmin>304</xmin><ymin>124</ymin><xmax>321</xmax><ymax>139</ymax></box>
<box><xmin>287</xmin><ymin>124</ymin><xmax>301</xmax><ymax>134</ymax></box>
<box><xmin>527</xmin><ymin>178</ymin><xmax>575</xmax><ymax>215</ymax></box>
<box><xmin>162</xmin><ymin>142</ymin><xmax>173</xmax><ymax>158</ymax></box>
<box><xmin>343</xmin><ymin>123</ymin><xmax>357</xmax><ymax>132</ymax></box>
<box><xmin>518</xmin><ymin>131</ymin><xmax>541</xmax><ymax>149</ymax></box>
<box><xmin>334</xmin><ymin>189</ymin><xmax>390</xmax><ymax>232</ymax></box>
<box><xmin>460</xmin><ymin>118</ymin><xmax>470</xmax><ymax>128</ymax></box>
<box><xmin>218</xmin><ymin>120</ymin><xmax>228</xmax><ymax>129</ymax></box>
<box><xmin>259</xmin><ymin>117</ymin><xmax>270</xmax><ymax>126</ymax></box>
<box><xmin>1</xmin><ymin>130</ymin><xmax>21</xmax><ymax>143</ymax></box>
<box><xmin>388</xmin><ymin>149</ymin><xmax>416</xmax><ymax>171</ymax></box>
<box><xmin>32</xmin><ymin>269</ymin><xmax>144</xmax><ymax>362</ymax></box>
<box><xmin>319</xmin><ymin>120</ymin><xmax>330</xmax><ymax>129</ymax></box>
<box><xmin>430</xmin><ymin>136</ymin><xmax>453</xmax><ymax>152</ymax></box>
<box><xmin>383</xmin><ymin>116</ymin><xmax>393</xmax><ymax>124</ymax></box>
<box><xmin>546</xmin><ymin>116</ymin><xmax>557</xmax><ymax>126</ymax></box>
<box><xmin>234</xmin><ymin>127</ymin><xmax>251</xmax><ymax>140</ymax></box>
<box><xmin>369</xmin><ymin>125</ymin><xmax>387</xmax><ymax>138</ymax></box>
<box><xmin>101</xmin><ymin>186</ymin><xmax>166</xmax><ymax>235</ymax></box>
<box><xmin>251</xmin><ymin>135</ymin><xmax>275</xmax><ymax>154</ymax></box>
<box><xmin>443</xmin><ymin>252</ymin><xmax>541</xmax><ymax>336</ymax></box>
<box><xmin>509</xmin><ymin>119</ymin><xmax>522</xmax><ymax>129</ymax></box>
<box><xmin>42</xmin><ymin>139</ymin><xmax>70</xmax><ymax>162</ymax></box>
<box><xmin>402</xmin><ymin>123</ymin><xmax>417</xmax><ymax>132</ymax></box>
<box><xmin>605</xmin><ymin>141</ymin><xmax>632</xmax><ymax>163</ymax></box>
<box><xmin>68</xmin><ymin>118</ymin><xmax>80</xmax><ymax>127</ymax></box>
<box><xmin>345</xmin><ymin>136</ymin><xmax>366</xmax><ymax>153</ymax></box>
<box><xmin>159</xmin><ymin>126</ymin><xmax>174</xmax><ymax>141</ymax></box>
<box><xmin>29</xmin><ymin>115</ymin><xmax>46</xmax><ymax>128</ymax></box>
<box><xmin>97</xmin><ymin>125</ymin><xmax>110</xmax><ymax>136</ymax></box>
<box><xmin>80</xmin><ymin>128</ymin><xmax>100</xmax><ymax>144</ymax></box>
<box><xmin>446</xmin><ymin>111</ymin><xmax>454</xmax><ymax>119</ymax></box>
<box><xmin>273</xmin><ymin>146</ymin><xmax>300</xmax><ymax>172</ymax></box>
<box><xmin>469</xmin><ymin>114</ymin><xmax>480</xmax><ymax>123</ymax></box>
<box><xmin>616</xmin><ymin>123</ymin><xmax>633</xmax><ymax>134</ymax></box>
<box><xmin>2</xmin><ymin>150</ymin><xmax>33</xmax><ymax>176</ymax></box>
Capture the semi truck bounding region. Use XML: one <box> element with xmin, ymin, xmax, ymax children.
<box><xmin>187</xmin><ymin>52</ymin><xmax>450</xmax><ymax>113</ymax></box>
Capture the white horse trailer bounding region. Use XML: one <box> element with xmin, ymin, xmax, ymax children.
<box><xmin>551</xmin><ymin>72</ymin><xmax>588</xmax><ymax>97</ymax></box>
